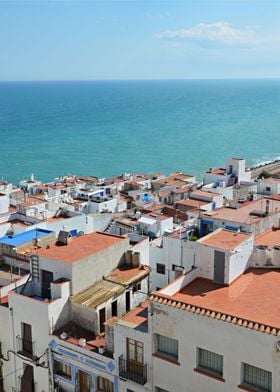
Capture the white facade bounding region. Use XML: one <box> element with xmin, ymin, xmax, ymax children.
<box><xmin>151</xmin><ymin>298</ymin><xmax>280</xmax><ymax>392</ymax></box>
<box><xmin>149</xmin><ymin>234</ymin><xmax>196</xmax><ymax>291</ymax></box>
<box><xmin>138</xmin><ymin>215</ymin><xmax>173</xmax><ymax>238</ymax></box>
<box><xmin>258</xmin><ymin>178</ymin><xmax>280</xmax><ymax>195</ymax></box>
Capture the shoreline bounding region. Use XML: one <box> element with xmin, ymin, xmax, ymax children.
<box><xmin>250</xmin><ymin>158</ymin><xmax>280</xmax><ymax>179</ymax></box>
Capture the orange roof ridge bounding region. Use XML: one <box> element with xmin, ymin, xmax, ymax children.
<box><xmin>149</xmin><ymin>293</ymin><xmax>280</xmax><ymax>336</ymax></box>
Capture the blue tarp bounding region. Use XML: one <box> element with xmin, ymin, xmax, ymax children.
<box><xmin>0</xmin><ymin>228</ymin><xmax>53</xmax><ymax>247</ymax></box>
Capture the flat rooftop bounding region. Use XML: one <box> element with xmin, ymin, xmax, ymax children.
<box><xmin>152</xmin><ymin>269</ymin><xmax>280</xmax><ymax>330</ymax></box>
<box><xmin>201</xmin><ymin>198</ymin><xmax>280</xmax><ymax>224</ymax></box>
<box><xmin>107</xmin><ymin>265</ymin><xmax>150</xmax><ymax>285</ymax></box>
<box><xmin>37</xmin><ymin>232</ymin><xmax>127</xmax><ymax>263</ymax></box>
<box><xmin>255</xmin><ymin>229</ymin><xmax>280</xmax><ymax>247</ymax></box>
<box><xmin>199</xmin><ymin>229</ymin><xmax>252</xmax><ymax>251</ymax></box>
<box><xmin>119</xmin><ymin>302</ymin><xmax>148</xmax><ymax>331</ymax></box>
<box><xmin>0</xmin><ymin>228</ymin><xmax>53</xmax><ymax>247</ymax></box>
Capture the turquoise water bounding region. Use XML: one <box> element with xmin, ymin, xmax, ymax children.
<box><xmin>1</xmin><ymin>79</ymin><xmax>280</xmax><ymax>184</ymax></box>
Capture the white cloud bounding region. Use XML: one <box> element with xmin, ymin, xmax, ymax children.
<box><xmin>156</xmin><ymin>22</ymin><xmax>258</xmax><ymax>45</ymax></box>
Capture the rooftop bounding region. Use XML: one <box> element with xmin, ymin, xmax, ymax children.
<box><xmin>201</xmin><ymin>198</ymin><xmax>280</xmax><ymax>224</ymax></box>
<box><xmin>206</xmin><ymin>168</ymin><xmax>226</xmax><ymax>175</ymax></box>
<box><xmin>199</xmin><ymin>229</ymin><xmax>252</xmax><ymax>251</ymax></box>
<box><xmin>260</xmin><ymin>177</ymin><xmax>280</xmax><ymax>183</ymax></box>
<box><xmin>151</xmin><ymin>268</ymin><xmax>280</xmax><ymax>332</ymax></box>
<box><xmin>106</xmin><ymin>265</ymin><xmax>150</xmax><ymax>285</ymax></box>
<box><xmin>176</xmin><ymin>199</ymin><xmax>208</xmax><ymax>209</ymax></box>
<box><xmin>119</xmin><ymin>302</ymin><xmax>148</xmax><ymax>331</ymax></box>
<box><xmin>72</xmin><ymin>266</ymin><xmax>150</xmax><ymax>308</ymax></box>
<box><xmin>255</xmin><ymin>229</ymin><xmax>280</xmax><ymax>247</ymax></box>
<box><xmin>37</xmin><ymin>232</ymin><xmax>127</xmax><ymax>263</ymax></box>
<box><xmin>0</xmin><ymin>228</ymin><xmax>53</xmax><ymax>247</ymax></box>
<box><xmin>72</xmin><ymin>279</ymin><xmax>125</xmax><ymax>308</ymax></box>
<box><xmin>190</xmin><ymin>189</ymin><xmax>220</xmax><ymax>199</ymax></box>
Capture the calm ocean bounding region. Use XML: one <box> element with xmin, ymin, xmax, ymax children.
<box><xmin>0</xmin><ymin>79</ymin><xmax>280</xmax><ymax>184</ymax></box>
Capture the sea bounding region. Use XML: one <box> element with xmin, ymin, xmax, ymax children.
<box><xmin>1</xmin><ymin>79</ymin><xmax>280</xmax><ymax>184</ymax></box>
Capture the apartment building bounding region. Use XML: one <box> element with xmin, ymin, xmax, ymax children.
<box><xmin>150</xmin><ymin>266</ymin><xmax>280</xmax><ymax>392</ymax></box>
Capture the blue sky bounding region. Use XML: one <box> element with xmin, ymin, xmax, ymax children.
<box><xmin>1</xmin><ymin>0</ymin><xmax>280</xmax><ymax>80</ymax></box>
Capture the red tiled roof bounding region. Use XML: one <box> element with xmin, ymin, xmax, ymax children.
<box><xmin>255</xmin><ymin>229</ymin><xmax>280</xmax><ymax>247</ymax></box>
<box><xmin>38</xmin><ymin>232</ymin><xmax>127</xmax><ymax>263</ymax></box>
<box><xmin>199</xmin><ymin>229</ymin><xmax>251</xmax><ymax>250</ymax></box>
<box><xmin>151</xmin><ymin>269</ymin><xmax>280</xmax><ymax>334</ymax></box>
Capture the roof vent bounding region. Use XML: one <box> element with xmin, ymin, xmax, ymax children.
<box><xmin>56</xmin><ymin>230</ymin><xmax>72</xmax><ymax>246</ymax></box>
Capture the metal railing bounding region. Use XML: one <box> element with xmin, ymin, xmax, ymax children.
<box><xmin>16</xmin><ymin>335</ymin><xmax>34</xmax><ymax>358</ymax></box>
<box><xmin>119</xmin><ymin>355</ymin><xmax>147</xmax><ymax>385</ymax></box>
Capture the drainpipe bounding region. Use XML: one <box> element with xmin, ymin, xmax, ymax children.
<box><xmin>9</xmin><ymin>307</ymin><xmax>17</xmax><ymax>389</ymax></box>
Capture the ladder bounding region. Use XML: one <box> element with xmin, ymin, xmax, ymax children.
<box><xmin>31</xmin><ymin>254</ymin><xmax>40</xmax><ymax>281</ymax></box>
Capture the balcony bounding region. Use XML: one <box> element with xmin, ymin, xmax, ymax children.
<box><xmin>119</xmin><ymin>355</ymin><xmax>147</xmax><ymax>385</ymax></box>
<box><xmin>16</xmin><ymin>336</ymin><xmax>34</xmax><ymax>358</ymax></box>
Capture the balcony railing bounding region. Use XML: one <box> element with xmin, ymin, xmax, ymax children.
<box><xmin>16</xmin><ymin>336</ymin><xmax>34</xmax><ymax>358</ymax></box>
<box><xmin>119</xmin><ymin>355</ymin><xmax>147</xmax><ymax>385</ymax></box>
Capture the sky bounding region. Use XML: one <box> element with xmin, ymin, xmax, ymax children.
<box><xmin>1</xmin><ymin>0</ymin><xmax>280</xmax><ymax>80</ymax></box>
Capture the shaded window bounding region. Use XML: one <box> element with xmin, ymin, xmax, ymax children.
<box><xmin>242</xmin><ymin>363</ymin><xmax>272</xmax><ymax>392</ymax></box>
<box><xmin>54</xmin><ymin>360</ymin><xmax>72</xmax><ymax>380</ymax></box>
<box><xmin>154</xmin><ymin>334</ymin><xmax>178</xmax><ymax>361</ymax></box>
<box><xmin>127</xmin><ymin>338</ymin><xmax>144</xmax><ymax>364</ymax></box>
<box><xmin>197</xmin><ymin>348</ymin><xmax>223</xmax><ymax>378</ymax></box>
<box><xmin>132</xmin><ymin>282</ymin><xmax>141</xmax><ymax>293</ymax></box>
<box><xmin>96</xmin><ymin>376</ymin><xmax>114</xmax><ymax>392</ymax></box>
<box><xmin>156</xmin><ymin>263</ymin><xmax>165</xmax><ymax>275</ymax></box>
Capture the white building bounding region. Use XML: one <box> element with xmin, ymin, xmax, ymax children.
<box><xmin>138</xmin><ymin>213</ymin><xmax>173</xmax><ymax>238</ymax></box>
<box><xmin>149</xmin><ymin>228</ymin><xmax>280</xmax><ymax>392</ymax></box>
<box><xmin>257</xmin><ymin>177</ymin><xmax>280</xmax><ymax>195</ymax></box>
<box><xmin>114</xmin><ymin>302</ymin><xmax>152</xmax><ymax>392</ymax></box>
<box><xmin>203</xmin><ymin>158</ymin><xmax>252</xmax><ymax>186</ymax></box>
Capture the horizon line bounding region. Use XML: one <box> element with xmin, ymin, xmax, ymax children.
<box><xmin>1</xmin><ymin>76</ymin><xmax>280</xmax><ymax>82</ymax></box>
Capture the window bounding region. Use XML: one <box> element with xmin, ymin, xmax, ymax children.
<box><xmin>156</xmin><ymin>263</ymin><xmax>165</xmax><ymax>275</ymax></box>
<box><xmin>127</xmin><ymin>338</ymin><xmax>144</xmax><ymax>364</ymax></box>
<box><xmin>154</xmin><ymin>334</ymin><xmax>178</xmax><ymax>362</ymax></box>
<box><xmin>266</xmin><ymin>187</ymin><xmax>271</xmax><ymax>192</ymax></box>
<box><xmin>242</xmin><ymin>363</ymin><xmax>272</xmax><ymax>392</ymax></box>
<box><xmin>111</xmin><ymin>300</ymin><xmax>118</xmax><ymax>317</ymax></box>
<box><xmin>96</xmin><ymin>376</ymin><xmax>114</xmax><ymax>392</ymax></box>
<box><xmin>197</xmin><ymin>348</ymin><xmax>223</xmax><ymax>378</ymax></box>
<box><xmin>54</xmin><ymin>360</ymin><xmax>72</xmax><ymax>380</ymax></box>
<box><xmin>132</xmin><ymin>282</ymin><xmax>141</xmax><ymax>293</ymax></box>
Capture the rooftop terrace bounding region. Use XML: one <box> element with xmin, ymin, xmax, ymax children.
<box><xmin>151</xmin><ymin>268</ymin><xmax>280</xmax><ymax>332</ymax></box>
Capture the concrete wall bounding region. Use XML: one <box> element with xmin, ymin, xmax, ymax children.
<box><xmin>151</xmin><ymin>301</ymin><xmax>280</xmax><ymax>392</ymax></box>
<box><xmin>149</xmin><ymin>238</ymin><xmax>197</xmax><ymax>291</ymax></box>
<box><xmin>258</xmin><ymin>180</ymin><xmax>280</xmax><ymax>195</ymax></box>
<box><xmin>0</xmin><ymin>194</ymin><xmax>9</xmax><ymax>214</ymax></box>
<box><xmin>115</xmin><ymin>320</ymin><xmax>152</xmax><ymax>392</ymax></box>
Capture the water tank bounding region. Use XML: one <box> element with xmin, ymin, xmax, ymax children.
<box><xmin>255</xmin><ymin>245</ymin><xmax>267</xmax><ymax>266</ymax></box>
<box><xmin>126</xmin><ymin>250</ymin><xmax>133</xmax><ymax>266</ymax></box>
<box><xmin>135</xmin><ymin>211</ymin><xmax>141</xmax><ymax>220</ymax></box>
<box><xmin>272</xmin><ymin>246</ymin><xmax>280</xmax><ymax>266</ymax></box>
<box><xmin>132</xmin><ymin>251</ymin><xmax>141</xmax><ymax>267</ymax></box>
